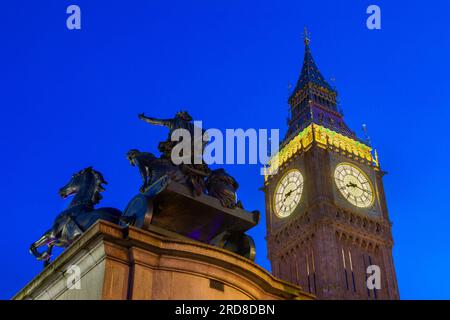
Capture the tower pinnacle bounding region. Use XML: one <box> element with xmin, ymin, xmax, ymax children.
<box><xmin>303</xmin><ymin>27</ymin><xmax>311</xmax><ymax>46</ymax></box>
<box><xmin>285</xmin><ymin>30</ymin><xmax>356</xmax><ymax>140</ymax></box>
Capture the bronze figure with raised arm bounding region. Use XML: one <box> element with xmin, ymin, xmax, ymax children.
<box><xmin>138</xmin><ymin>111</ymin><xmax>194</xmax><ymax>134</ymax></box>
<box><xmin>138</xmin><ymin>110</ymin><xmax>210</xmax><ymax>195</ymax></box>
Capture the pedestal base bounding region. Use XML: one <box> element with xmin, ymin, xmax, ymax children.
<box><xmin>14</xmin><ymin>221</ymin><xmax>313</xmax><ymax>300</ymax></box>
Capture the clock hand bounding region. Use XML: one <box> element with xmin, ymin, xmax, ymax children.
<box><xmin>283</xmin><ymin>190</ymin><xmax>294</xmax><ymax>202</ymax></box>
<box><xmin>355</xmin><ymin>185</ymin><xmax>372</xmax><ymax>194</ymax></box>
<box><xmin>347</xmin><ymin>182</ymin><xmax>372</xmax><ymax>194</ymax></box>
<box><xmin>338</xmin><ymin>183</ymin><xmax>358</xmax><ymax>191</ymax></box>
<box><xmin>285</xmin><ymin>190</ymin><xmax>294</xmax><ymax>198</ymax></box>
<box><xmin>283</xmin><ymin>186</ymin><xmax>301</xmax><ymax>200</ymax></box>
<box><xmin>338</xmin><ymin>184</ymin><xmax>352</xmax><ymax>190</ymax></box>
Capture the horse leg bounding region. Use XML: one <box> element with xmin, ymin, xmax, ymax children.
<box><xmin>43</xmin><ymin>244</ymin><xmax>54</xmax><ymax>268</ymax></box>
<box><xmin>30</xmin><ymin>229</ymin><xmax>55</xmax><ymax>263</ymax></box>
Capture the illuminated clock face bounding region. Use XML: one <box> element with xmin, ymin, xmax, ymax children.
<box><xmin>334</xmin><ymin>163</ymin><xmax>374</xmax><ymax>208</ymax></box>
<box><xmin>273</xmin><ymin>170</ymin><xmax>304</xmax><ymax>218</ymax></box>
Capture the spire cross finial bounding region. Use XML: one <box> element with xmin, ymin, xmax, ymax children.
<box><xmin>303</xmin><ymin>27</ymin><xmax>311</xmax><ymax>46</ymax></box>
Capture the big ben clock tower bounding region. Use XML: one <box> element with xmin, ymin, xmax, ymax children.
<box><xmin>263</xmin><ymin>32</ymin><xmax>400</xmax><ymax>300</ymax></box>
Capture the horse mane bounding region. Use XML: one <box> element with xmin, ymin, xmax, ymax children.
<box><xmin>79</xmin><ymin>167</ymin><xmax>106</xmax><ymax>205</ymax></box>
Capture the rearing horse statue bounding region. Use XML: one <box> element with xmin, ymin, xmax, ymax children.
<box><xmin>29</xmin><ymin>167</ymin><xmax>125</xmax><ymax>267</ymax></box>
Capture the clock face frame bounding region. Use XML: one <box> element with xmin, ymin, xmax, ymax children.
<box><xmin>334</xmin><ymin>163</ymin><xmax>374</xmax><ymax>208</ymax></box>
<box><xmin>273</xmin><ymin>169</ymin><xmax>304</xmax><ymax>218</ymax></box>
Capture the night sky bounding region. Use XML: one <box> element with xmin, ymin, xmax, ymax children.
<box><xmin>1</xmin><ymin>0</ymin><xmax>450</xmax><ymax>299</ymax></box>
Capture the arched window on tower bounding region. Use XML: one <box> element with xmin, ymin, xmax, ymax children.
<box><xmin>292</xmin><ymin>252</ymin><xmax>300</xmax><ymax>286</ymax></box>
<box><xmin>342</xmin><ymin>248</ymin><xmax>349</xmax><ymax>290</ymax></box>
<box><xmin>368</xmin><ymin>255</ymin><xmax>378</xmax><ymax>300</ymax></box>
<box><xmin>306</xmin><ymin>253</ymin><xmax>311</xmax><ymax>294</ymax></box>
<box><xmin>348</xmin><ymin>250</ymin><xmax>356</xmax><ymax>292</ymax></box>
<box><xmin>305</xmin><ymin>250</ymin><xmax>316</xmax><ymax>295</ymax></box>
<box><xmin>311</xmin><ymin>249</ymin><xmax>317</xmax><ymax>294</ymax></box>
<box><xmin>362</xmin><ymin>254</ymin><xmax>371</xmax><ymax>299</ymax></box>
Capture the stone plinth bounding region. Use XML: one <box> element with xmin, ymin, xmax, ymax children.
<box><xmin>14</xmin><ymin>221</ymin><xmax>314</xmax><ymax>300</ymax></box>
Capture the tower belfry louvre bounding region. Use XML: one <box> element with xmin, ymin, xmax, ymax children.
<box><xmin>263</xmin><ymin>31</ymin><xmax>399</xmax><ymax>300</ymax></box>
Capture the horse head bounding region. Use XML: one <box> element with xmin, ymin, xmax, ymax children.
<box><xmin>127</xmin><ymin>149</ymin><xmax>157</xmax><ymax>166</ymax></box>
<box><xmin>59</xmin><ymin>167</ymin><xmax>107</xmax><ymax>206</ymax></box>
<box><xmin>31</xmin><ymin>167</ymin><xmax>123</xmax><ymax>267</ymax></box>
<box><xmin>175</xmin><ymin>110</ymin><xmax>193</xmax><ymax>122</ymax></box>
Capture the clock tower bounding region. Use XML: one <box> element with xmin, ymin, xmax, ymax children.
<box><xmin>263</xmin><ymin>33</ymin><xmax>399</xmax><ymax>300</ymax></box>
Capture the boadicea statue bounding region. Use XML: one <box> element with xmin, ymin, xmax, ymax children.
<box><xmin>123</xmin><ymin>111</ymin><xmax>258</xmax><ymax>259</ymax></box>
<box><xmin>137</xmin><ymin>111</ymin><xmax>210</xmax><ymax>196</ymax></box>
<box><xmin>30</xmin><ymin>111</ymin><xmax>259</xmax><ymax>267</ymax></box>
<box><xmin>132</xmin><ymin>111</ymin><xmax>245</xmax><ymax>209</ymax></box>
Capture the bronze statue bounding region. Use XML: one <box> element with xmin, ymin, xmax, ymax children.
<box><xmin>127</xmin><ymin>149</ymin><xmax>187</xmax><ymax>193</ymax></box>
<box><xmin>29</xmin><ymin>167</ymin><xmax>126</xmax><ymax>267</ymax></box>
<box><xmin>138</xmin><ymin>112</ymin><xmax>210</xmax><ymax>196</ymax></box>
<box><xmin>210</xmin><ymin>231</ymin><xmax>256</xmax><ymax>261</ymax></box>
<box><xmin>138</xmin><ymin>111</ymin><xmax>194</xmax><ymax>137</ymax></box>
<box><xmin>29</xmin><ymin>111</ymin><xmax>258</xmax><ymax>267</ymax></box>
<box><xmin>206</xmin><ymin>169</ymin><xmax>243</xmax><ymax>209</ymax></box>
<box><xmin>138</xmin><ymin>111</ymin><xmax>201</xmax><ymax>159</ymax></box>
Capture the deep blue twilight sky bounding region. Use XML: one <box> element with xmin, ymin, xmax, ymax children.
<box><xmin>1</xmin><ymin>0</ymin><xmax>450</xmax><ymax>299</ymax></box>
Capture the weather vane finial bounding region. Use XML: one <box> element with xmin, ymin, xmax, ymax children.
<box><xmin>303</xmin><ymin>27</ymin><xmax>311</xmax><ymax>46</ymax></box>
